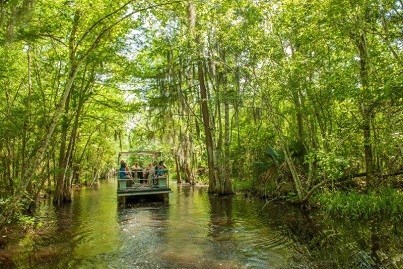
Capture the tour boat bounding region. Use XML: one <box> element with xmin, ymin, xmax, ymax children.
<box><xmin>116</xmin><ymin>151</ymin><xmax>171</xmax><ymax>203</ymax></box>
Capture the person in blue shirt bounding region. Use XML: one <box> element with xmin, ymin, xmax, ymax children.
<box><xmin>156</xmin><ymin>161</ymin><xmax>167</xmax><ymax>176</ymax></box>
<box><xmin>119</xmin><ymin>160</ymin><xmax>131</xmax><ymax>179</ymax></box>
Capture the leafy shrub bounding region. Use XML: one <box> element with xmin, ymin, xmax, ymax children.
<box><xmin>315</xmin><ymin>188</ymin><xmax>403</xmax><ymax>220</ymax></box>
<box><xmin>233</xmin><ymin>179</ymin><xmax>254</xmax><ymax>192</ymax></box>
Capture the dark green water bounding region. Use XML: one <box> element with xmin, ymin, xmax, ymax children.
<box><xmin>1</xmin><ymin>180</ymin><xmax>402</xmax><ymax>268</ymax></box>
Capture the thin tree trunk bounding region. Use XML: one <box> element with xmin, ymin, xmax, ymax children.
<box><xmin>174</xmin><ymin>153</ymin><xmax>182</xmax><ymax>183</ymax></box>
<box><xmin>54</xmin><ymin>91</ymin><xmax>71</xmax><ymax>205</ymax></box>
<box><xmin>223</xmin><ymin>101</ymin><xmax>233</xmax><ymax>194</ymax></box>
<box><xmin>22</xmin><ymin>44</ymin><xmax>32</xmax><ymax>182</ymax></box>
<box><xmin>283</xmin><ymin>146</ymin><xmax>304</xmax><ymax>202</ymax></box>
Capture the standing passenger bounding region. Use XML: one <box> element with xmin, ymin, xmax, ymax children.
<box><xmin>150</xmin><ymin>161</ymin><xmax>158</xmax><ymax>186</ymax></box>
<box><xmin>156</xmin><ymin>161</ymin><xmax>167</xmax><ymax>176</ymax></box>
<box><xmin>131</xmin><ymin>162</ymin><xmax>141</xmax><ymax>178</ymax></box>
<box><xmin>119</xmin><ymin>160</ymin><xmax>131</xmax><ymax>179</ymax></box>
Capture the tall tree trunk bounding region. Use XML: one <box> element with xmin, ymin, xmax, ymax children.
<box><xmin>54</xmin><ymin>11</ymin><xmax>80</xmax><ymax>205</ymax></box>
<box><xmin>355</xmin><ymin>33</ymin><xmax>376</xmax><ymax>186</ymax></box>
<box><xmin>54</xmin><ymin>91</ymin><xmax>71</xmax><ymax>205</ymax></box>
<box><xmin>216</xmin><ymin>48</ymin><xmax>232</xmax><ymax>194</ymax></box>
<box><xmin>188</xmin><ymin>1</ymin><xmax>217</xmax><ymax>192</ymax></box>
<box><xmin>198</xmin><ymin>59</ymin><xmax>217</xmax><ymax>192</ymax></box>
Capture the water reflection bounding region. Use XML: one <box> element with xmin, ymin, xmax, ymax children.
<box><xmin>1</xmin><ymin>180</ymin><xmax>402</xmax><ymax>269</ymax></box>
<box><xmin>301</xmin><ymin>217</ymin><xmax>403</xmax><ymax>269</ymax></box>
<box><xmin>207</xmin><ymin>195</ymin><xmax>239</xmax><ymax>267</ymax></box>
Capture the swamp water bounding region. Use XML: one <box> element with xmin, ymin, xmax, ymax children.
<box><xmin>1</xmin><ymin>180</ymin><xmax>402</xmax><ymax>268</ymax></box>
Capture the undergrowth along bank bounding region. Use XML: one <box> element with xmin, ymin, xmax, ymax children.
<box><xmin>314</xmin><ymin>188</ymin><xmax>403</xmax><ymax>220</ymax></box>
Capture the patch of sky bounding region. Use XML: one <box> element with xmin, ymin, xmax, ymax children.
<box><xmin>395</xmin><ymin>39</ymin><xmax>402</xmax><ymax>51</ymax></box>
<box><xmin>120</xmin><ymin>28</ymin><xmax>148</xmax><ymax>61</ymax></box>
<box><xmin>384</xmin><ymin>1</ymin><xmax>402</xmax><ymax>18</ymax></box>
<box><xmin>118</xmin><ymin>78</ymin><xmax>155</xmax><ymax>102</ymax></box>
<box><xmin>95</xmin><ymin>73</ymin><xmax>113</xmax><ymax>84</ymax></box>
<box><xmin>119</xmin><ymin>9</ymin><xmax>180</xmax><ymax>60</ymax></box>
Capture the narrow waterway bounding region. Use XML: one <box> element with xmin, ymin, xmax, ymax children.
<box><xmin>1</xmin><ymin>180</ymin><xmax>402</xmax><ymax>268</ymax></box>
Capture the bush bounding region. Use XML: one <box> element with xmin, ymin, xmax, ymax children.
<box><xmin>233</xmin><ymin>179</ymin><xmax>254</xmax><ymax>192</ymax></box>
<box><xmin>314</xmin><ymin>188</ymin><xmax>403</xmax><ymax>220</ymax></box>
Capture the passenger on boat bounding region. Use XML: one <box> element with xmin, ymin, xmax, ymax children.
<box><xmin>131</xmin><ymin>162</ymin><xmax>142</xmax><ymax>178</ymax></box>
<box><xmin>156</xmin><ymin>161</ymin><xmax>167</xmax><ymax>176</ymax></box>
<box><xmin>119</xmin><ymin>160</ymin><xmax>132</xmax><ymax>179</ymax></box>
<box><xmin>143</xmin><ymin>163</ymin><xmax>152</xmax><ymax>180</ymax></box>
<box><xmin>150</xmin><ymin>161</ymin><xmax>158</xmax><ymax>186</ymax></box>
<box><xmin>131</xmin><ymin>162</ymin><xmax>140</xmax><ymax>170</ymax></box>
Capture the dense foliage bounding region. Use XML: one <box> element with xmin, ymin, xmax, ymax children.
<box><xmin>0</xmin><ymin>0</ymin><xmax>402</xmax><ymax>224</ymax></box>
<box><xmin>316</xmin><ymin>188</ymin><xmax>403</xmax><ymax>220</ymax></box>
<box><xmin>129</xmin><ymin>0</ymin><xmax>402</xmax><ymax>200</ymax></box>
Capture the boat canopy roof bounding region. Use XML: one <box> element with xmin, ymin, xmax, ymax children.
<box><xmin>118</xmin><ymin>151</ymin><xmax>162</xmax><ymax>164</ymax></box>
<box><xmin>118</xmin><ymin>151</ymin><xmax>161</xmax><ymax>157</ymax></box>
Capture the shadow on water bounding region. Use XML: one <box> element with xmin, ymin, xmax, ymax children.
<box><xmin>252</xmin><ymin>202</ymin><xmax>403</xmax><ymax>269</ymax></box>
<box><xmin>1</xmin><ymin>180</ymin><xmax>403</xmax><ymax>268</ymax></box>
<box><xmin>303</xmin><ymin>217</ymin><xmax>403</xmax><ymax>269</ymax></box>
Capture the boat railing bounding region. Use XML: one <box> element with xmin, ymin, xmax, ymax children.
<box><xmin>116</xmin><ymin>168</ymin><xmax>169</xmax><ymax>191</ymax></box>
